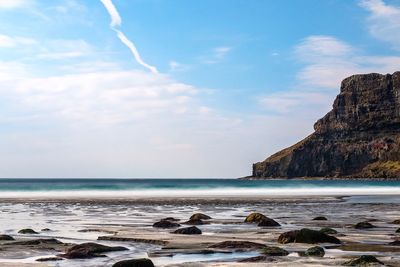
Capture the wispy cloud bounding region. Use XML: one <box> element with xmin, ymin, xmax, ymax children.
<box><xmin>0</xmin><ymin>0</ymin><xmax>32</xmax><ymax>9</ymax></box>
<box><xmin>202</xmin><ymin>46</ymin><xmax>232</xmax><ymax>64</ymax></box>
<box><xmin>99</xmin><ymin>0</ymin><xmax>158</xmax><ymax>73</ymax></box>
<box><xmin>0</xmin><ymin>34</ymin><xmax>36</xmax><ymax>48</ymax></box>
<box><xmin>359</xmin><ymin>0</ymin><xmax>400</xmax><ymax>50</ymax></box>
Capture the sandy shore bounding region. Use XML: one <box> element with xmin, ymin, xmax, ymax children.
<box><xmin>0</xmin><ymin>195</ymin><xmax>399</xmax><ymax>266</ymax></box>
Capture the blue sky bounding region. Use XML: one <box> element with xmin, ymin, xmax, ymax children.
<box><xmin>0</xmin><ymin>0</ymin><xmax>399</xmax><ymax>178</ymax></box>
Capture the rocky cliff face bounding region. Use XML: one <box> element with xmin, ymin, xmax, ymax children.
<box><xmin>252</xmin><ymin>72</ymin><xmax>400</xmax><ymax>179</ymax></box>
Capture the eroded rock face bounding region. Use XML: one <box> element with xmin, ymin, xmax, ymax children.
<box><xmin>252</xmin><ymin>72</ymin><xmax>400</xmax><ymax>178</ymax></box>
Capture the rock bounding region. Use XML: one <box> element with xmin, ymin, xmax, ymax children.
<box><xmin>396</xmin><ymin>228</ymin><xmax>400</xmax><ymax>233</ymax></box>
<box><xmin>251</xmin><ymin>72</ymin><xmax>400</xmax><ymax>179</ymax></box>
<box><xmin>162</xmin><ymin>217</ymin><xmax>180</xmax><ymax>222</ymax></box>
<box><xmin>278</xmin><ymin>228</ymin><xmax>341</xmax><ymax>244</ymax></box>
<box><xmin>238</xmin><ymin>256</ymin><xmax>276</xmax><ymax>263</ymax></box>
<box><xmin>244</xmin><ymin>213</ymin><xmax>267</xmax><ymax>223</ymax></box>
<box><xmin>262</xmin><ymin>246</ymin><xmax>289</xmax><ymax>256</ymax></box>
<box><xmin>343</xmin><ymin>255</ymin><xmax>384</xmax><ymax>266</ymax></box>
<box><xmin>320</xmin><ymin>227</ymin><xmax>338</xmax><ymax>235</ymax></box>
<box><xmin>18</xmin><ymin>228</ymin><xmax>39</xmax><ymax>234</ymax></box>
<box><xmin>41</xmin><ymin>228</ymin><xmax>51</xmax><ymax>232</ymax></box>
<box><xmin>354</xmin><ymin>221</ymin><xmax>376</xmax><ymax>229</ymax></box>
<box><xmin>389</xmin><ymin>240</ymin><xmax>400</xmax><ymax>246</ymax></box>
<box><xmin>152</xmin><ymin>220</ymin><xmax>180</xmax><ymax>228</ymax></box>
<box><xmin>313</xmin><ymin>216</ymin><xmax>328</xmax><ymax>221</ymax></box>
<box><xmin>0</xmin><ymin>234</ymin><xmax>15</xmax><ymax>241</ymax></box>
<box><xmin>209</xmin><ymin>241</ymin><xmax>266</xmax><ymax>250</ymax></box>
<box><xmin>10</xmin><ymin>239</ymin><xmax>62</xmax><ymax>246</ymax></box>
<box><xmin>392</xmin><ymin>219</ymin><xmax>400</xmax><ymax>224</ymax></box>
<box><xmin>112</xmin><ymin>258</ymin><xmax>155</xmax><ymax>267</ymax></box>
<box><xmin>189</xmin><ymin>213</ymin><xmax>211</xmax><ymax>220</ymax></box>
<box><xmin>59</xmin><ymin>242</ymin><xmax>128</xmax><ymax>259</ymax></box>
<box><xmin>304</xmin><ymin>246</ymin><xmax>325</xmax><ymax>257</ymax></box>
<box><xmin>172</xmin><ymin>226</ymin><xmax>202</xmax><ymax>235</ymax></box>
<box><xmin>258</xmin><ymin>217</ymin><xmax>280</xmax><ymax>227</ymax></box>
<box><xmin>36</xmin><ymin>257</ymin><xmax>64</xmax><ymax>262</ymax></box>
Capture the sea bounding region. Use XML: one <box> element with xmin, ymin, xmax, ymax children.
<box><xmin>0</xmin><ymin>178</ymin><xmax>400</xmax><ymax>198</ymax></box>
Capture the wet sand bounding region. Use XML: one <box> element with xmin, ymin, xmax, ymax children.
<box><xmin>0</xmin><ymin>195</ymin><xmax>399</xmax><ymax>266</ymax></box>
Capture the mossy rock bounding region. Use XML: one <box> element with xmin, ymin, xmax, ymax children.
<box><xmin>244</xmin><ymin>213</ymin><xmax>267</xmax><ymax>223</ymax></box>
<box><xmin>190</xmin><ymin>213</ymin><xmax>211</xmax><ymax>220</ymax></box>
<box><xmin>304</xmin><ymin>246</ymin><xmax>325</xmax><ymax>257</ymax></box>
<box><xmin>320</xmin><ymin>227</ymin><xmax>338</xmax><ymax>235</ymax></box>
<box><xmin>262</xmin><ymin>246</ymin><xmax>289</xmax><ymax>256</ymax></box>
<box><xmin>343</xmin><ymin>255</ymin><xmax>384</xmax><ymax>266</ymax></box>
<box><xmin>18</xmin><ymin>229</ymin><xmax>39</xmax><ymax>234</ymax></box>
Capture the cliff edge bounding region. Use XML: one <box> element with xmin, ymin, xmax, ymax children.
<box><xmin>252</xmin><ymin>72</ymin><xmax>400</xmax><ymax>179</ymax></box>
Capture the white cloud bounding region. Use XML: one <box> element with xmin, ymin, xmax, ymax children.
<box><xmin>359</xmin><ymin>0</ymin><xmax>400</xmax><ymax>50</ymax></box>
<box><xmin>295</xmin><ymin>35</ymin><xmax>400</xmax><ymax>89</ymax></box>
<box><xmin>0</xmin><ymin>34</ymin><xmax>36</xmax><ymax>48</ymax></box>
<box><xmin>0</xmin><ymin>0</ymin><xmax>32</xmax><ymax>9</ymax></box>
<box><xmin>36</xmin><ymin>39</ymin><xmax>93</xmax><ymax>60</ymax></box>
<box><xmin>202</xmin><ymin>46</ymin><xmax>232</xmax><ymax>64</ymax></box>
<box><xmin>100</xmin><ymin>0</ymin><xmax>158</xmax><ymax>73</ymax></box>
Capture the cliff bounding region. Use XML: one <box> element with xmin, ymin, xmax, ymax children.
<box><xmin>252</xmin><ymin>72</ymin><xmax>400</xmax><ymax>179</ymax></box>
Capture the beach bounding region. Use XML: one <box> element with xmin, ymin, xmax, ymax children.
<box><xmin>0</xmin><ymin>181</ymin><xmax>400</xmax><ymax>267</ymax></box>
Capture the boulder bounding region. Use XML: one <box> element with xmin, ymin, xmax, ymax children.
<box><xmin>343</xmin><ymin>255</ymin><xmax>384</xmax><ymax>266</ymax></box>
<box><xmin>244</xmin><ymin>213</ymin><xmax>267</xmax><ymax>223</ymax></box>
<box><xmin>396</xmin><ymin>228</ymin><xmax>400</xmax><ymax>233</ymax></box>
<box><xmin>59</xmin><ymin>242</ymin><xmax>128</xmax><ymax>259</ymax></box>
<box><xmin>304</xmin><ymin>246</ymin><xmax>325</xmax><ymax>257</ymax></box>
<box><xmin>392</xmin><ymin>219</ymin><xmax>400</xmax><ymax>224</ymax></box>
<box><xmin>162</xmin><ymin>217</ymin><xmax>180</xmax><ymax>222</ymax></box>
<box><xmin>258</xmin><ymin>217</ymin><xmax>280</xmax><ymax>227</ymax></box>
<box><xmin>262</xmin><ymin>246</ymin><xmax>289</xmax><ymax>256</ymax></box>
<box><xmin>41</xmin><ymin>228</ymin><xmax>51</xmax><ymax>232</ymax></box>
<box><xmin>319</xmin><ymin>227</ymin><xmax>338</xmax><ymax>235</ymax></box>
<box><xmin>313</xmin><ymin>216</ymin><xmax>328</xmax><ymax>221</ymax></box>
<box><xmin>152</xmin><ymin>220</ymin><xmax>180</xmax><ymax>228</ymax></box>
<box><xmin>112</xmin><ymin>258</ymin><xmax>155</xmax><ymax>267</ymax></box>
<box><xmin>172</xmin><ymin>226</ymin><xmax>202</xmax><ymax>235</ymax></box>
<box><xmin>18</xmin><ymin>229</ymin><xmax>39</xmax><ymax>234</ymax></box>
<box><xmin>0</xmin><ymin>235</ymin><xmax>15</xmax><ymax>241</ymax></box>
<box><xmin>209</xmin><ymin>241</ymin><xmax>266</xmax><ymax>250</ymax></box>
<box><xmin>354</xmin><ymin>221</ymin><xmax>376</xmax><ymax>229</ymax></box>
<box><xmin>278</xmin><ymin>228</ymin><xmax>341</xmax><ymax>244</ymax></box>
<box><xmin>183</xmin><ymin>219</ymin><xmax>209</xmax><ymax>225</ymax></box>
<box><xmin>189</xmin><ymin>213</ymin><xmax>211</xmax><ymax>220</ymax></box>
<box><xmin>389</xmin><ymin>240</ymin><xmax>400</xmax><ymax>246</ymax></box>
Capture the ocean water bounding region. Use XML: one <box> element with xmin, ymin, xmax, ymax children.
<box><xmin>0</xmin><ymin>178</ymin><xmax>400</xmax><ymax>198</ymax></box>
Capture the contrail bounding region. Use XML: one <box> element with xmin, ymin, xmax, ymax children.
<box><xmin>100</xmin><ymin>0</ymin><xmax>158</xmax><ymax>74</ymax></box>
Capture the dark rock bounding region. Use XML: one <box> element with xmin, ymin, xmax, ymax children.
<box><xmin>18</xmin><ymin>228</ymin><xmax>39</xmax><ymax>234</ymax></box>
<box><xmin>354</xmin><ymin>221</ymin><xmax>376</xmax><ymax>229</ymax></box>
<box><xmin>10</xmin><ymin>239</ymin><xmax>62</xmax><ymax>246</ymax></box>
<box><xmin>244</xmin><ymin>213</ymin><xmax>267</xmax><ymax>223</ymax></box>
<box><xmin>112</xmin><ymin>258</ymin><xmax>155</xmax><ymax>267</ymax></box>
<box><xmin>209</xmin><ymin>241</ymin><xmax>266</xmax><ymax>250</ymax></box>
<box><xmin>389</xmin><ymin>240</ymin><xmax>400</xmax><ymax>246</ymax></box>
<box><xmin>36</xmin><ymin>257</ymin><xmax>64</xmax><ymax>262</ymax></box>
<box><xmin>262</xmin><ymin>246</ymin><xmax>289</xmax><ymax>256</ymax></box>
<box><xmin>0</xmin><ymin>235</ymin><xmax>15</xmax><ymax>241</ymax></box>
<box><xmin>320</xmin><ymin>227</ymin><xmax>338</xmax><ymax>235</ymax></box>
<box><xmin>304</xmin><ymin>246</ymin><xmax>325</xmax><ymax>257</ymax></box>
<box><xmin>238</xmin><ymin>256</ymin><xmax>276</xmax><ymax>263</ymax></box>
<box><xmin>396</xmin><ymin>228</ymin><xmax>400</xmax><ymax>233</ymax></box>
<box><xmin>59</xmin><ymin>242</ymin><xmax>128</xmax><ymax>259</ymax></box>
<box><xmin>189</xmin><ymin>213</ymin><xmax>211</xmax><ymax>220</ymax></box>
<box><xmin>251</xmin><ymin>72</ymin><xmax>400</xmax><ymax>179</ymax></box>
<box><xmin>162</xmin><ymin>217</ymin><xmax>180</xmax><ymax>222</ymax></box>
<box><xmin>313</xmin><ymin>216</ymin><xmax>328</xmax><ymax>221</ymax></box>
<box><xmin>258</xmin><ymin>217</ymin><xmax>280</xmax><ymax>227</ymax></box>
<box><xmin>278</xmin><ymin>228</ymin><xmax>341</xmax><ymax>244</ymax></box>
<box><xmin>172</xmin><ymin>226</ymin><xmax>202</xmax><ymax>235</ymax></box>
<box><xmin>41</xmin><ymin>228</ymin><xmax>51</xmax><ymax>232</ymax></box>
<box><xmin>152</xmin><ymin>220</ymin><xmax>180</xmax><ymax>228</ymax></box>
<box><xmin>392</xmin><ymin>219</ymin><xmax>400</xmax><ymax>224</ymax></box>
<box><xmin>343</xmin><ymin>255</ymin><xmax>384</xmax><ymax>266</ymax></box>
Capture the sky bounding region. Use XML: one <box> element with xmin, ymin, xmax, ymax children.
<box><xmin>0</xmin><ymin>0</ymin><xmax>399</xmax><ymax>178</ymax></box>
